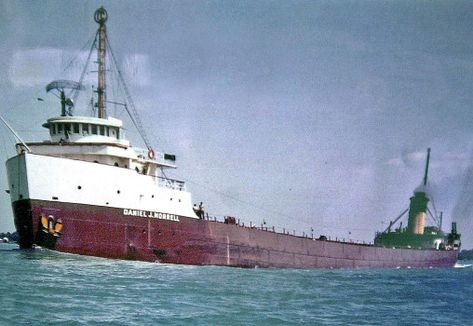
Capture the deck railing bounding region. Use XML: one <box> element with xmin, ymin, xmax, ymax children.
<box><xmin>198</xmin><ymin>213</ymin><xmax>373</xmax><ymax>246</ymax></box>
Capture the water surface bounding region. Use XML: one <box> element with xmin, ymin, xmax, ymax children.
<box><xmin>0</xmin><ymin>243</ymin><xmax>471</xmax><ymax>325</ymax></box>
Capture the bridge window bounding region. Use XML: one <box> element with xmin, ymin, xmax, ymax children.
<box><xmin>100</xmin><ymin>125</ymin><xmax>105</xmax><ymax>135</ymax></box>
<box><xmin>91</xmin><ymin>125</ymin><xmax>97</xmax><ymax>135</ymax></box>
<box><xmin>65</xmin><ymin>124</ymin><xmax>71</xmax><ymax>134</ymax></box>
<box><xmin>109</xmin><ymin>127</ymin><xmax>120</xmax><ymax>139</ymax></box>
<box><xmin>73</xmin><ymin>123</ymin><xmax>79</xmax><ymax>133</ymax></box>
<box><xmin>58</xmin><ymin>124</ymin><xmax>64</xmax><ymax>134</ymax></box>
<box><xmin>82</xmin><ymin>124</ymin><xmax>89</xmax><ymax>135</ymax></box>
<box><xmin>50</xmin><ymin>125</ymin><xmax>56</xmax><ymax>135</ymax></box>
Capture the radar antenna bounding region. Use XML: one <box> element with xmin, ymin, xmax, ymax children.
<box><xmin>46</xmin><ymin>80</ymin><xmax>83</xmax><ymax>116</ymax></box>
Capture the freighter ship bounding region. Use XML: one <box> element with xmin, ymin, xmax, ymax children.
<box><xmin>5</xmin><ymin>8</ymin><xmax>461</xmax><ymax>268</ymax></box>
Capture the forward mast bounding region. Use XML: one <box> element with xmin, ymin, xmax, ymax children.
<box><xmin>95</xmin><ymin>7</ymin><xmax>107</xmax><ymax>119</ymax></box>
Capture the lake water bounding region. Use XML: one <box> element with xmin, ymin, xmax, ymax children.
<box><xmin>0</xmin><ymin>243</ymin><xmax>471</xmax><ymax>325</ymax></box>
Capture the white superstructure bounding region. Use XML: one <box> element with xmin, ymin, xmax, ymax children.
<box><xmin>7</xmin><ymin>113</ymin><xmax>196</xmax><ymax>218</ymax></box>
<box><xmin>6</xmin><ymin>6</ymin><xmax>199</xmax><ymax>223</ymax></box>
<box><xmin>7</xmin><ymin>152</ymin><xmax>195</xmax><ymax>218</ymax></box>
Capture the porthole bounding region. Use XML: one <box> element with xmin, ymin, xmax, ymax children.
<box><xmin>78</xmin><ymin>186</ymin><xmax>82</xmax><ymax>190</ymax></box>
<box><xmin>117</xmin><ymin>190</ymin><xmax>121</xmax><ymax>194</ymax></box>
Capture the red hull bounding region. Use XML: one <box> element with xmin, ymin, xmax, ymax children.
<box><xmin>13</xmin><ymin>199</ymin><xmax>458</xmax><ymax>268</ymax></box>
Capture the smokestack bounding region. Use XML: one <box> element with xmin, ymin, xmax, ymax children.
<box><xmin>407</xmin><ymin>148</ymin><xmax>431</xmax><ymax>235</ymax></box>
<box><xmin>407</xmin><ymin>192</ymin><xmax>428</xmax><ymax>234</ymax></box>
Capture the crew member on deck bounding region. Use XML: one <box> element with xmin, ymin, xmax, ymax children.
<box><xmin>198</xmin><ymin>202</ymin><xmax>205</xmax><ymax>219</ymax></box>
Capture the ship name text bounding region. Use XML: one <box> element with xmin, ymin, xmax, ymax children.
<box><xmin>123</xmin><ymin>209</ymin><xmax>180</xmax><ymax>221</ymax></box>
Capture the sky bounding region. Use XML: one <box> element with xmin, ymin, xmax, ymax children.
<box><xmin>1</xmin><ymin>0</ymin><xmax>473</xmax><ymax>249</ymax></box>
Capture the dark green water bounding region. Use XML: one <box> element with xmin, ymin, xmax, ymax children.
<box><xmin>0</xmin><ymin>243</ymin><xmax>471</xmax><ymax>325</ymax></box>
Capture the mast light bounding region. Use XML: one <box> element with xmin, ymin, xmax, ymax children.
<box><xmin>94</xmin><ymin>7</ymin><xmax>108</xmax><ymax>25</ymax></box>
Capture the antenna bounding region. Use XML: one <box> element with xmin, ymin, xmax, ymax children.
<box><xmin>46</xmin><ymin>80</ymin><xmax>83</xmax><ymax>116</ymax></box>
<box><xmin>423</xmin><ymin>148</ymin><xmax>431</xmax><ymax>187</ymax></box>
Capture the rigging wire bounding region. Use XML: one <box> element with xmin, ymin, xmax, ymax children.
<box><xmin>173</xmin><ymin>171</ymin><xmax>328</xmax><ymax>229</ymax></box>
<box><xmin>173</xmin><ymin>168</ymin><xmax>412</xmax><ymax>235</ymax></box>
<box><xmin>61</xmin><ymin>33</ymin><xmax>98</xmax><ymax>75</ymax></box>
<box><xmin>0</xmin><ymin>123</ymin><xmax>16</xmax><ymax>158</ymax></box>
<box><xmin>429</xmin><ymin>192</ymin><xmax>440</xmax><ymax>223</ymax></box>
<box><xmin>105</xmin><ymin>35</ymin><xmax>152</xmax><ymax>150</ymax></box>
<box><xmin>426</xmin><ymin>207</ymin><xmax>440</xmax><ymax>228</ymax></box>
<box><xmin>72</xmin><ymin>31</ymin><xmax>99</xmax><ymax>104</ymax></box>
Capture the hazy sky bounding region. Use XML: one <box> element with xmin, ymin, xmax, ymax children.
<box><xmin>1</xmin><ymin>0</ymin><xmax>473</xmax><ymax>249</ymax></box>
